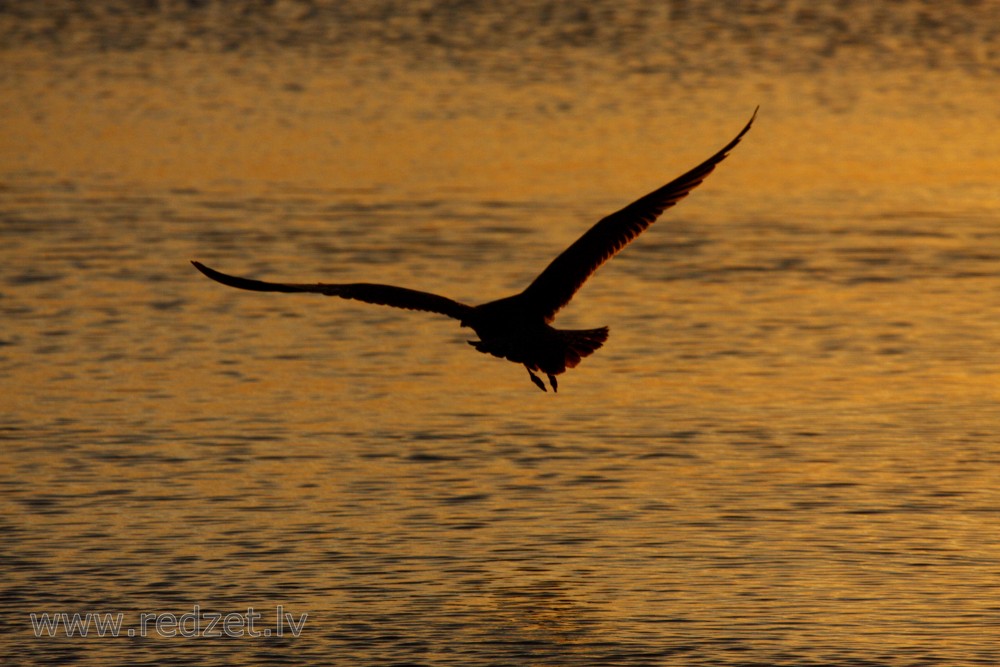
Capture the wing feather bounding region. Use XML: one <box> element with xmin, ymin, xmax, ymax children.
<box><xmin>191</xmin><ymin>261</ymin><xmax>472</xmax><ymax>321</ymax></box>
<box><xmin>520</xmin><ymin>108</ymin><xmax>757</xmax><ymax>321</ymax></box>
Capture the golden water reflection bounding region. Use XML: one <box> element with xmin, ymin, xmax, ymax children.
<box><xmin>3</xmin><ymin>12</ymin><xmax>1000</xmax><ymax>665</ymax></box>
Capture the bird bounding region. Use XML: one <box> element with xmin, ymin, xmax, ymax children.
<box><xmin>192</xmin><ymin>109</ymin><xmax>756</xmax><ymax>392</ymax></box>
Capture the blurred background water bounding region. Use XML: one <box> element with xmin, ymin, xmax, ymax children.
<box><xmin>2</xmin><ymin>1</ymin><xmax>999</xmax><ymax>665</ymax></box>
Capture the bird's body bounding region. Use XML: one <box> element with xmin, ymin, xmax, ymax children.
<box><xmin>460</xmin><ymin>293</ymin><xmax>609</xmax><ymax>391</ymax></box>
<box><xmin>193</xmin><ymin>110</ymin><xmax>756</xmax><ymax>391</ymax></box>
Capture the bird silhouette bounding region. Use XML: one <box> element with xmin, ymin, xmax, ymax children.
<box><xmin>193</xmin><ymin>109</ymin><xmax>756</xmax><ymax>392</ymax></box>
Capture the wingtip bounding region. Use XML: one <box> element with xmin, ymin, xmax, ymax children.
<box><xmin>191</xmin><ymin>260</ymin><xmax>213</xmax><ymax>278</ymax></box>
<box><xmin>728</xmin><ymin>106</ymin><xmax>759</xmax><ymax>146</ymax></box>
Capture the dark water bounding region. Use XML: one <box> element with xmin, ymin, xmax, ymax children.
<box><xmin>2</xmin><ymin>2</ymin><xmax>1000</xmax><ymax>665</ymax></box>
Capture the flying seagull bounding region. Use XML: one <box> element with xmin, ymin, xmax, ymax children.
<box><xmin>193</xmin><ymin>109</ymin><xmax>756</xmax><ymax>392</ymax></box>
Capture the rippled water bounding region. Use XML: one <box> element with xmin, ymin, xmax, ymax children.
<box><xmin>3</xmin><ymin>2</ymin><xmax>1000</xmax><ymax>665</ymax></box>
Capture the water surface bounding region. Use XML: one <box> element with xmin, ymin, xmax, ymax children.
<box><xmin>2</xmin><ymin>2</ymin><xmax>1000</xmax><ymax>665</ymax></box>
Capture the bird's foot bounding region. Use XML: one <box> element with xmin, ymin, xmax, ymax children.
<box><xmin>547</xmin><ymin>374</ymin><xmax>558</xmax><ymax>393</ymax></box>
<box><xmin>527</xmin><ymin>368</ymin><xmax>547</xmax><ymax>392</ymax></box>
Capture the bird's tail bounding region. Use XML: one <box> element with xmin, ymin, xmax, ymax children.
<box><xmin>559</xmin><ymin>327</ymin><xmax>609</xmax><ymax>369</ymax></box>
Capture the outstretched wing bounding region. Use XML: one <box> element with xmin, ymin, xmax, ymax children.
<box><xmin>191</xmin><ymin>261</ymin><xmax>473</xmax><ymax>321</ymax></box>
<box><xmin>520</xmin><ymin>108</ymin><xmax>757</xmax><ymax>321</ymax></box>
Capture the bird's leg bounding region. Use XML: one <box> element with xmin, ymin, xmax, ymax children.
<box><xmin>526</xmin><ymin>367</ymin><xmax>547</xmax><ymax>392</ymax></box>
<box><xmin>547</xmin><ymin>374</ymin><xmax>558</xmax><ymax>393</ymax></box>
